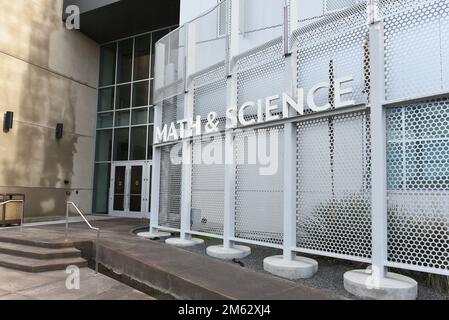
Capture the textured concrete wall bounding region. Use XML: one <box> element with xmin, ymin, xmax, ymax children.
<box><xmin>0</xmin><ymin>0</ymin><xmax>99</xmax><ymax>220</ymax></box>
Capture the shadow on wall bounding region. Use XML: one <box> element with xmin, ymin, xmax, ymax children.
<box><xmin>0</xmin><ymin>1</ymin><xmax>78</xmax><ymax>220</ymax></box>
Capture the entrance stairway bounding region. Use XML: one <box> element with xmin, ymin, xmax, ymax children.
<box><xmin>0</xmin><ymin>237</ymin><xmax>87</xmax><ymax>273</ymax></box>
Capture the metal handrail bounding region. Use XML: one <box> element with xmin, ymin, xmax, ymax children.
<box><xmin>0</xmin><ymin>200</ymin><xmax>25</xmax><ymax>232</ymax></box>
<box><xmin>66</xmin><ymin>202</ymin><xmax>100</xmax><ymax>274</ymax></box>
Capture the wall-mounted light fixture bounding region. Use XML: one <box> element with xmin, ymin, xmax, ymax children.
<box><xmin>56</xmin><ymin>123</ymin><xmax>64</xmax><ymax>140</ymax></box>
<box><xmin>3</xmin><ymin>111</ymin><xmax>13</xmax><ymax>132</ymax></box>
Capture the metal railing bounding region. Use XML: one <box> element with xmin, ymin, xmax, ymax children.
<box><xmin>65</xmin><ymin>202</ymin><xmax>100</xmax><ymax>274</ymax></box>
<box><xmin>0</xmin><ymin>200</ymin><xmax>25</xmax><ymax>232</ymax></box>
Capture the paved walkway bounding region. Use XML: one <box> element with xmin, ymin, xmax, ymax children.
<box><xmin>0</xmin><ymin>266</ymin><xmax>153</xmax><ymax>300</ymax></box>
<box><xmin>0</xmin><ymin>219</ymin><xmax>344</xmax><ymax>300</ymax></box>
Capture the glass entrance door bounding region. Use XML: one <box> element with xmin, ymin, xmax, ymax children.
<box><xmin>110</xmin><ymin>162</ymin><xmax>151</xmax><ymax>216</ymax></box>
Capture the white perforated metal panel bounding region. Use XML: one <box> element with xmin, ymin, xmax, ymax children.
<box><xmin>383</xmin><ymin>0</ymin><xmax>449</xmax><ymax>101</ymax></box>
<box><xmin>191</xmin><ymin>134</ymin><xmax>225</xmax><ymax>235</ymax></box>
<box><xmin>236</xmin><ymin>38</ymin><xmax>288</xmax><ymax>123</ymax></box>
<box><xmin>154</xmin><ymin>27</ymin><xmax>186</xmax><ymax>103</ymax></box>
<box><xmin>294</xmin><ymin>2</ymin><xmax>369</xmax><ymax>110</ymax></box>
<box><xmin>234</xmin><ymin>126</ymin><xmax>284</xmax><ymax>245</ymax></box>
<box><xmin>386</xmin><ymin>98</ymin><xmax>449</xmax><ymax>274</ymax></box>
<box><xmin>159</xmin><ymin>144</ymin><xmax>182</xmax><ymax>230</ymax></box>
<box><xmin>296</xmin><ymin>111</ymin><xmax>372</xmax><ymax>259</ymax></box>
<box><xmin>161</xmin><ymin>94</ymin><xmax>185</xmax><ymax>137</ymax></box>
<box><xmin>193</xmin><ymin>66</ymin><xmax>228</xmax><ymax>131</ymax></box>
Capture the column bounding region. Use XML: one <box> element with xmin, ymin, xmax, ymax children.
<box><xmin>263</xmin><ymin>0</ymin><xmax>318</xmax><ymax>280</ymax></box>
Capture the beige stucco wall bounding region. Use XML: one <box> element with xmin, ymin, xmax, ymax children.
<box><xmin>0</xmin><ymin>0</ymin><xmax>99</xmax><ymax>220</ymax></box>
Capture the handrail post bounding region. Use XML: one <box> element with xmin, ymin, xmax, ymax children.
<box><xmin>65</xmin><ymin>202</ymin><xmax>69</xmax><ymax>240</ymax></box>
<box><xmin>65</xmin><ymin>202</ymin><xmax>100</xmax><ymax>275</ymax></box>
<box><xmin>95</xmin><ymin>229</ymin><xmax>100</xmax><ymax>274</ymax></box>
<box><xmin>20</xmin><ymin>201</ymin><xmax>24</xmax><ymax>232</ymax></box>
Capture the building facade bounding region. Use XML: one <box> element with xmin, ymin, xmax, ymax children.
<box><xmin>150</xmin><ymin>0</ymin><xmax>449</xmax><ymax>292</ymax></box>
<box><xmin>0</xmin><ymin>0</ymin><xmax>99</xmax><ymax>220</ymax></box>
<box><xmin>0</xmin><ymin>0</ymin><xmax>179</xmax><ymax>220</ymax></box>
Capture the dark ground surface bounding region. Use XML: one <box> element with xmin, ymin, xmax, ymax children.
<box><xmin>151</xmin><ymin>234</ymin><xmax>449</xmax><ymax>300</ymax></box>
<box><xmin>0</xmin><ymin>220</ymin><xmax>344</xmax><ymax>300</ymax></box>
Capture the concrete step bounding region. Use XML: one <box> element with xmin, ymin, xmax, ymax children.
<box><xmin>0</xmin><ymin>236</ymin><xmax>79</xmax><ymax>249</ymax></box>
<box><xmin>0</xmin><ymin>242</ymin><xmax>81</xmax><ymax>260</ymax></box>
<box><xmin>0</xmin><ymin>253</ymin><xmax>88</xmax><ymax>273</ymax></box>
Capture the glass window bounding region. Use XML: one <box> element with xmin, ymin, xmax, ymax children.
<box><xmin>97</xmin><ymin>113</ymin><xmax>113</xmax><ymax>129</ymax></box>
<box><xmin>117</xmin><ymin>39</ymin><xmax>133</xmax><ymax>83</ymax></box>
<box><xmin>132</xmin><ymin>108</ymin><xmax>148</xmax><ymax>125</ymax></box>
<box><xmin>134</xmin><ymin>34</ymin><xmax>151</xmax><ymax>81</ymax></box>
<box><xmin>115</xmin><ymin>110</ymin><xmax>130</xmax><ymax>127</ymax></box>
<box><xmin>133</xmin><ymin>82</ymin><xmax>149</xmax><ymax>107</ymax></box>
<box><xmin>98</xmin><ymin>87</ymin><xmax>115</xmax><ymax>112</ymax></box>
<box><xmin>99</xmin><ymin>43</ymin><xmax>116</xmax><ymax>86</ymax></box>
<box><xmin>130</xmin><ymin>126</ymin><xmax>147</xmax><ymax>160</ymax></box>
<box><xmin>116</xmin><ymin>85</ymin><xmax>131</xmax><ymax>109</ymax></box>
<box><xmin>114</xmin><ymin>128</ymin><xmax>129</xmax><ymax>161</ymax></box>
<box><xmin>149</xmin><ymin>80</ymin><xmax>154</xmax><ymax>105</ymax></box>
<box><xmin>95</xmin><ymin>130</ymin><xmax>112</xmax><ymax>161</ymax></box>
<box><xmin>148</xmin><ymin>125</ymin><xmax>154</xmax><ymax>160</ymax></box>
<box><xmin>93</xmin><ymin>163</ymin><xmax>111</xmax><ymax>214</ymax></box>
<box><xmin>149</xmin><ymin>107</ymin><xmax>154</xmax><ymax>124</ymax></box>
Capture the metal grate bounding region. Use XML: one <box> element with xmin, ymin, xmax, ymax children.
<box><xmin>159</xmin><ymin>144</ymin><xmax>183</xmax><ymax>230</ymax></box>
<box><xmin>383</xmin><ymin>0</ymin><xmax>449</xmax><ymax>102</ymax></box>
<box><xmin>161</xmin><ymin>94</ymin><xmax>185</xmax><ymax>141</ymax></box>
<box><xmin>234</xmin><ymin>125</ymin><xmax>284</xmax><ymax>245</ymax></box>
<box><xmin>236</xmin><ymin>37</ymin><xmax>288</xmax><ymax>123</ymax></box>
<box><xmin>193</xmin><ymin>68</ymin><xmax>228</xmax><ymax>131</ymax></box>
<box><xmin>296</xmin><ymin>111</ymin><xmax>372</xmax><ymax>259</ymax></box>
<box><xmin>154</xmin><ymin>27</ymin><xmax>186</xmax><ymax>103</ymax></box>
<box><xmin>294</xmin><ymin>2</ymin><xmax>369</xmax><ymax>111</ymax></box>
<box><xmin>386</xmin><ymin>98</ymin><xmax>449</xmax><ymax>273</ymax></box>
<box><xmin>191</xmin><ymin>134</ymin><xmax>225</xmax><ymax>235</ymax></box>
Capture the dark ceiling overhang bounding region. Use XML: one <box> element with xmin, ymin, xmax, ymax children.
<box><xmin>63</xmin><ymin>0</ymin><xmax>180</xmax><ymax>43</ymax></box>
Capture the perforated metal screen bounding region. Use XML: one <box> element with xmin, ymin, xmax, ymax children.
<box><xmin>154</xmin><ymin>27</ymin><xmax>186</xmax><ymax>103</ymax></box>
<box><xmin>193</xmin><ymin>66</ymin><xmax>228</xmax><ymax>131</ymax></box>
<box><xmin>236</xmin><ymin>37</ymin><xmax>288</xmax><ymax>124</ymax></box>
<box><xmin>386</xmin><ymin>98</ymin><xmax>449</xmax><ymax>273</ymax></box>
<box><xmin>191</xmin><ymin>135</ymin><xmax>225</xmax><ymax>235</ymax></box>
<box><xmin>234</xmin><ymin>126</ymin><xmax>284</xmax><ymax>245</ymax></box>
<box><xmin>161</xmin><ymin>94</ymin><xmax>185</xmax><ymax>139</ymax></box>
<box><xmin>296</xmin><ymin>111</ymin><xmax>372</xmax><ymax>259</ymax></box>
<box><xmin>383</xmin><ymin>0</ymin><xmax>449</xmax><ymax>102</ymax></box>
<box><xmin>151</xmin><ymin>0</ymin><xmax>449</xmax><ymax>278</ymax></box>
<box><xmin>159</xmin><ymin>144</ymin><xmax>182</xmax><ymax>229</ymax></box>
<box><xmin>293</xmin><ymin>2</ymin><xmax>369</xmax><ymax>110</ymax></box>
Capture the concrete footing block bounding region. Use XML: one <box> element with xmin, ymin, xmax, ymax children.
<box><xmin>165</xmin><ymin>237</ymin><xmax>205</xmax><ymax>248</ymax></box>
<box><xmin>344</xmin><ymin>269</ymin><xmax>418</xmax><ymax>300</ymax></box>
<box><xmin>263</xmin><ymin>255</ymin><xmax>318</xmax><ymax>280</ymax></box>
<box><xmin>137</xmin><ymin>231</ymin><xmax>171</xmax><ymax>239</ymax></box>
<box><xmin>206</xmin><ymin>245</ymin><xmax>251</xmax><ymax>260</ymax></box>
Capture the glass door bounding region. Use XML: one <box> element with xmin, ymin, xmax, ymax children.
<box><xmin>129</xmin><ymin>165</ymin><xmax>143</xmax><ymax>212</ymax></box>
<box><xmin>110</xmin><ymin>162</ymin><xmax>151</xmax><ymax>216</ymax></box>
<box><xmin>112</xmin><ymin>165</ymin><xmax>127</xmax><ymax>212</ymax></box>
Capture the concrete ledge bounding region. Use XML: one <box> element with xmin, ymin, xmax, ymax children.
<box><xmin>166</xmin><ymin>238</ymin><xmax>205</xmax><ymax>248</ymax></box>
<box><xmin>264</xmin><ymin>255</ymin><xmax>318</xmax><ymax>280</ymax></box>
<box><xmin>344</xmin><ymin>269</ymin><xmax>418</xmax><ymax>300</ymax></box>
<box><xmin>137</xmin><ymin>231</ymin><xmax>171</xmax><ymax>240</ymax></box>
<box><xmin>206</xmin><ymin>245</ymin><xmax>251</xmax><ymax>260</ymax></box>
